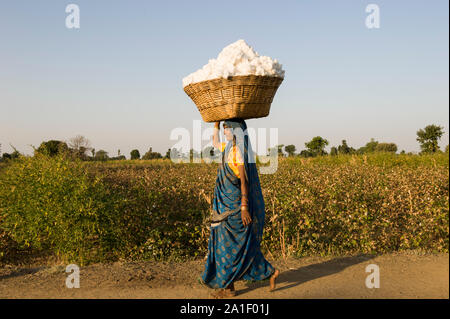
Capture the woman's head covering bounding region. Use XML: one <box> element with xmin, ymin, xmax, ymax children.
<box><xmin>223</xmin><ymin>118</ymin><xmax>254</xmax><ymax>183</ymax></box>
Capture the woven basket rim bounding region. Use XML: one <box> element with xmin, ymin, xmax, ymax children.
<box><xmin>183</xmin><ymin>74</ymin><xmax>284</xmax><ymax>90</ymax></box>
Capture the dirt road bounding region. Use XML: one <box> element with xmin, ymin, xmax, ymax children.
<box><xmin>0</xmin><ymin>250</ymin><xmax>447</xmax><ymax>299</ymax></box>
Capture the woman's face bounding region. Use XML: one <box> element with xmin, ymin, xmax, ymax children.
<box><xmin>223</xmin><ymin>124</ymin><xmax>233</xmax><ymax>141</ymax></box>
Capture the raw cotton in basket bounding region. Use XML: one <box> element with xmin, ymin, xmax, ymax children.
<box><xmin>182</xmin><ymin>39</ymin><xmax>285</xmax><ymax>87</ymax></box>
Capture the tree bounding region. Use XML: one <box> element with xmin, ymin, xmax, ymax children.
<box><xmin>416</xmin><ymin>124</ymin><xmax>444</xmax><ymax>154</ymax></box>
<box><xmin>9</xmin><ymin>144</ymin><xmax>21</xmax><ymax>159</ymax></box>
<box><xmin>337</xmin><ymin>140</ymin><xmax>356</xmax><ymax>155</ymax></box>
<box><xmin>330</xmin><ymin>146</ymin><xmax>338</xmax><ymax>156</ymax></box>
<box><xmin>357</xmin><ymin>138</ymin><xmax>379</xmax><ymax>154</ymax></box>
<box><xmin>284</xmin><ymin>145</ymin><xmax>296</xmax><ymax>157</ymax></box>
<box><xmin>0</xmin><ymin>143</ymin><xmax>20</xmax><ymax>161</ymax></box>
<box><xmin>130</xmin><ymin>149</ymin><xmax>140</xmax><ymax>160</ymax></box>
<box><xmin>366</xmin><ymin>138</ymin><xmax>379</xmax><ymax>152</ymax></box>
<box><xmin>164</xmin><ymin>149</ymin><xmax>171</xmax><ymax>159</ymax></box>
<box><xmin>68</xmin><ymin>135</ymin><xmax>92</xmax><ymax>158</ymax></box>
<box><xmin>94</xmin><ymin>150</ymin><xmax>109</xmax><ymax>161</ymax></box>
<box><xmin>36</xmin><ymin>140</ymin><xmax>69</xmax><ymax>157</ymax></box>
<box><xmin>375</xmin><ymin>143</ymin><xmax>398</xmax><ymax>153</ymax></box>
<box><xmin>277</xmin><ymin>144</ymin><xmax>285</xmax><ymax>157</ymax></box>
<box><xmin>142</xmin><ymin>147</ymin><xmax>162</xmax><ymax>160</ymax></box>
<box><xmin>338</xmin><ymin>140</ymin><xmax>350</xmax><ymax>154</ymax></box>
<box><xmin>299</xmin><ymin>149</ymin><xmax>313</xmax><ymax>158</ymax></box>
<box><xmin>305</xmin><ymin>136</ymin><xmax>329</xmax><ymax>157</ymax></box>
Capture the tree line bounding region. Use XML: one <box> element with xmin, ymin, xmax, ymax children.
<box><xmin>0</xmin><ymin>124</ymin><xmax>448</xmax><ymax>162</ymax></box>
<box><xmin>272</xmin><ymin>124</ymin><xmax>448</xmax><ymax>157</ymax></box>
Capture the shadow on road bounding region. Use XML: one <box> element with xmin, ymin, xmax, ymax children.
<box><xmin>0</xmin><ymin>267</ymin><xmax>46</xmax><ymax>281</ymax></box>
<box><xmin>238</xmin><ymin>253</ymin><xmax>378</xmax><ymax>296</ymax></box>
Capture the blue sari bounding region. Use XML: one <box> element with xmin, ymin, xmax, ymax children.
<box><xmin>200</xmin><ymin>118</ymin><xmax>275</xmax><ymax>289</ymax></box>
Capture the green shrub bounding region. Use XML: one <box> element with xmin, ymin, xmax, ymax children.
<box><xmin>0</xmin><ymin>153</ymin><xmax>130</xmax><ymax>265</ymax></box>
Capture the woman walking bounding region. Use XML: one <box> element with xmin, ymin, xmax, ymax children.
<box><xmin>199</xmin><ymin>118</ymin><xmax>279</xmax><ymax>298</ymax></box>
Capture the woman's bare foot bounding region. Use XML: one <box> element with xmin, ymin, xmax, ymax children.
<box><xmin>269</xmin><ymin>269</ymin><xmax>280</xmax><ymax>292</ymax></box>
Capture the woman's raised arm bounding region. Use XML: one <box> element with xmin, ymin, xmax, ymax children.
<box><xmin>212</xmin><ymin>121</ymin><xmax>221</xmax><ymax>149</ymax></box>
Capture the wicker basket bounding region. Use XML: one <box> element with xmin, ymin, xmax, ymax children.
<box><xmin>183</xmin><ymin>75</ymin><xmax>283</xmax><ymax>122</ymax></box>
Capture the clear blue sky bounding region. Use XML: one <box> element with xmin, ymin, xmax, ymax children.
<box><xmin>1</xmin><ymin>0</ymin><xmax>448</xmax><ymax>156</ymax></box>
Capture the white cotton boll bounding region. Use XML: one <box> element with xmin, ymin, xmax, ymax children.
<box><xmin>249</xmin><ymin>59</ymin><xmax>258</xmax><ymax>66</ymax></box>
<box><xmin>193</xmin><ymin>74</ymin><xmax>200</xmax><ymax>83</ymax></box>
<box><xmin>212</xmin><ymin>68</ymin><xmax>220</xmax><ymax>78</ymax></box>
<box><xmin>265</xmin><ymin>68</ymin><xmax>275</xmax><ymax>76</ymax></box>
<box><xmin>236</xmin><ymin>62</ymin><xmax>249</xmax><ymax>75</ymax></box>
